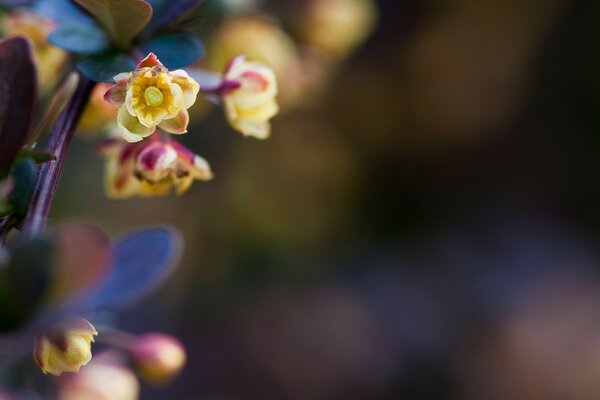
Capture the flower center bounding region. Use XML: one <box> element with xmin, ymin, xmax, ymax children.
<box><xmin>144</xmin><ymin>86</ymin><xmax>164</xmax><ymax>107</ymax></box>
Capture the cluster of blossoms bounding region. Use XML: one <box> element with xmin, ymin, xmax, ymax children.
<box><xmin>33</xmin><ymin>318</ymin><xmax>186</xmax><ymax>398</ymax></box>
<box><xmin>100</xmin><ymin>53</ymin><xmax>278</xmax><ymax>197</ymax></box>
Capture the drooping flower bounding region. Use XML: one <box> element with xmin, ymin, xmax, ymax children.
<box><xmin>33</xmin><ymin>318</ymin><xmax>98</xmax><ymax>376</ymax></box>
<box><xmin>104</xmin><ymin>53</ymin><xmax>200</xmax><ymax>143</ymax></box>
<box><xmin>220</xmin><ymin>55</ymin><xmax>279</xmax><ymax>139</ymax></box>
<box><xmin>129</xmin><ymin>333</ymin><xmax>186</xmax><ymax>386</ymax></box>
<box><xmin>99</xmin><ymin>135</ymin><xmax>212</xmax><ymax>198</ymax></box>
<box><xmin>1</xmin><ymin>9</ymin><xmax>67</xmax><ymax>90</ymax></box>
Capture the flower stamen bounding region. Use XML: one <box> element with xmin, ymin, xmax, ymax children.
<box><xmin>144</xmin><ymin>86</ymin><xmax>164</xmax><ymax>107</ymax></box>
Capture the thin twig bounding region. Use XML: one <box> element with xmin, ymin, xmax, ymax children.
<box><xmin>21</xmin><ymin>73</ymin><xmax>95</xmax><ymax>235</ymax></box>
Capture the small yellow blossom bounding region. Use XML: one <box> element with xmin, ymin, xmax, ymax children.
<box><xmin>1</xmin><ymin>9</ymin><xmax>67</xmax><ymax>90</ymax></box>
<box><xmin>99</xmin><ymin>135</ymin><xmax>212</xmax><ymax>198</ymax></box>
<box><xmin>104</xmin><ymin>53</ymin><xmax>199</xmax><ymax>143</ymax></box>
<box><xmin>78</xmin><ymin>83</ymin><xmax>119</xmax><ymax>136</ymax></box>
<box><xmin>221</xmin><ymin>55</ymin><xmax>279</xmax><ymax>139</ymax></box>
<box><xmin>33</xmin><ymin>318</ymin><xmax>98</xmax><ymax>376</ymax></box>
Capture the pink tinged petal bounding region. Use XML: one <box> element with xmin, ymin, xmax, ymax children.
<box><xmin>158</xmin><ymin>109</ymin><xmax>189</xmax><ymax>134</ymax></box>
<box><xmin>137</xmin><ymin>53</ymin><xmax>163</xmax><ymax>69</ymax></box>
<box><xmin>191</xmin><ymin>155</ymin><xmax>213</xmax><ymax>180</ymax></box>
<box><xmin>169</xmin><ymin>139</ymin><xmax>195</xmax><ymax>163</ymax></box>
<box><xmin>117</xmin><ymin>106</ymin><xmax>155</xmax><ymax>142</ymax></box>
<box><xmin>223</xmin><ymin>55</ymin><xmax>247</xmax><ymax>78</ymax></box>
<box><xmin>113</xmin><ymin>72</ymin><xmax>131</xmax><ymax>82</ymax></box>
<box><xmin>171</xmin><ymin>70</ymin><xmax>200</xmax><ymax>109</ymax></box>
<box><xmin>235</xmin><ymin>118</ymin><xmax>271</xmax><ymax>139</ymax></box>
<box><xmin>104</xmin><ymin>81</ymin><xmax>127</xmax><ymax>106</ymax></box>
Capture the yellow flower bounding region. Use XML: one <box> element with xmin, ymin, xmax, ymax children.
<box><xmin>78</xmin><ymin>83</ymin><xmax>119</xmax><ymax>136</ymax></box>
<box><xmin>99</xmin><ymin>135</ymin><xmax>212</xmax><ymax>198</ymax></box>
<box><xmin>1</xmin><ymin>9</ymin><xmax>67</xmax><ymax>90</ymax></box>
<box><xmin>221</xmin><ymin>56</ymin><xmax>279</xmax><ymax>139</ymax></box>
<box><xmin>104</xmin><ymin>53</ymin><xmax>199</xmax><ymax>143</ymax></box>
<box><xmin>33</xmin><ymin>318</ymin><xmax>98</xmax><ymax>376</ymax></box>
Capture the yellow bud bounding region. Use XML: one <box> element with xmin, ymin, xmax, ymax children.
<box><xmin>130</xmin><ymin>333</ymin><xmax>186</xmax><ymax>386</ymax></box>
<box><xmin>33</xmin><ymin>318</ymin><xmax>98</xmax><ymax>376</ymax></box>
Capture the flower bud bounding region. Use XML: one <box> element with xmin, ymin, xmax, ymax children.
<box><xmin>34</xmin><ymin>318</ymin><xmax>98</xmax><ymax>376</ymax></box>
<box><xmin>130</xmin><ymin>333</ymin><xmax>186</xmax><ymax>385</ymax></box>
<box><xmin>295</xmin><ymin>0</ymin><xmax>377</xmax><ymax>60</ymax></box>
<box><xmin>221</xmin><ymin>55</ymin><xmax>279</xmax><ymax>139</ymax></box>
<box><xmin>58</xmin><ymin>353</ymin><xmax>139</xmax><ymax>400</ymax></box>
<box><xmin>1</xmin><ymin>9</ymin><xmax>67</xmax><ymax>90</ymax></box>
<box><xmin>78</xmin><ymin>83</ymin><xmax>118</xmax><ymax>136</ymax></box>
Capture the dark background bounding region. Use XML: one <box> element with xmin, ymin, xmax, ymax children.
<box><xmin>55</xmin><ymin>0</ymin><xmax>600</xmax><ymax>398</ymax></box>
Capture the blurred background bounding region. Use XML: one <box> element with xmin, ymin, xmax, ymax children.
<box><xmin>54</xmin><ymin>0</ymin><xmax>600</xmax><ymax>398</ymax></box>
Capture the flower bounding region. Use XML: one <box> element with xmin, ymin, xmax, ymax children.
<box><xmin>58</xmin><ymin>352</ymin><xmax>139</xmax><ymax>400</ymax></box>
<box><xmin>78</xmin><ymin>83</ymin><xmax>119</xmax><ymax>136</ymax></box>
<box><xmin>1</xmin><ymin>9</ymin><xmax>67</xmax><ymax>90</ymax></box>
<box><xmin>129</xmin><ymin>333</ymin><xmax>186</xmax><ymax>385</ymax></box>
<box><xmin>220</xmin><ymin>55</ymin><xmax>279</xmax><ymax>139</ymax></box>
<box><xmin>99</xmin><ymin>135</ymin><xmax>213</xmax><ymax>198</ymax></box>
<box><xmin>295</xmin><ymin>0</ymin><xmax>378</xmax><ymax>60</ymax></box>
<box><xmin>104</xmin><ymin>53</ymin><xmax>200</xmax><ymax>143</ymax></box>
<box><xmin>33</xmin><ymin>318</ymin><xmax>98</xmax><ymax>376</ymax></box>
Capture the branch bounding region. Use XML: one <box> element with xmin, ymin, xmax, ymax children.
<box><xmin>21</xmin><ymin>74</ymin><xmax>95</xmax><ymax>235</ymax></box>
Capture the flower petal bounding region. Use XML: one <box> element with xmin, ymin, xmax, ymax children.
<box><xmin>158</xmin><ymin>109</ymin><xmax>189</xmax><ymax>134</ymax></box>
<box><xmin>171</xmin><ymin>69</ymin><xmax>200</xmax><ymax>109</ymax></box>
<box><xmin>104</xmin><ymin>80</ymin><xmax>127</xmax><ymax>106</ymax></box>
<box><xmin>137</xmin><ymin>53</ymin><xmax>163</xmax><ymax>69</ymax></box>
<box><xmin>117</xmin><ymin>106</ymin><xmax>155</xmax><ymax>142</ymax></box>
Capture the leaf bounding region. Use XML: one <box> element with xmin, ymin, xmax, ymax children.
<box><xmin>0</xmin><ymin>235</ymin><xmax>53</xmax><ymax>332</ymax></box>
<box><xmin>74</xmin><ymin>226</ymin><xmax>182</xmax><ymax>312</ymax></box>
<box><xmin>0</xmin><ymin>37</ymin><xmax>37</xmax><ymax>177</ymax></box>
<box><xmin>18</xmin><ymin>149</ymin><xmax>55</xmax><ymax>164</ymax></box>
<box><xmin>35</xmin><ymin>0</ymin><xmax>93</xmax><ymax>25</ymax></box>
<box><xmin>72</xmin><ymin>0</ymin><xmax>153</xmax><ymax>46</ymax></box>
<box><xmin>77</xmin><ymin>52</ymin><xmax>136</xmax><ymax>82</ymax></box>
<box><xmin>29</xmin><ymin>72</ymin><xmax>80</xmax><ymax>145</ymax></box>
<box><xmin>147</xmin><ymin>0</ymin><xmax>203</xmax><ymax>32</ymax></box>
<box><xmin>48</xmin><ymin>223</ymin><xmax>113</xmax><ymax>306</ymax></box>
<box><xmin>9</xmin><ymin>157</ymin><xmax>36</xmax><ymax>215</ymax></box>
<box><xmin>139</xmin><ymin>32</ymin><xmax>203</xmax><ymax>69</ymax></box>
<box><xmin>48</xmin><ymin>22</ymin><xmax>109</xmax><ymax>54</ymax></box>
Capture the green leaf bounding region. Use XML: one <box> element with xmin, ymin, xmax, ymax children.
<box><xmin>146</xmin><ymin>0</ymin><xmax>204</xmax><ymax>32</ymax></box>
<box><xmin>0</xmin><ymin>37</ymin><xmax>37</xmax><ymax>177</ymax></box>
<box><xmin>77</xmin><ymin>52</ymin><xmax>136</xmax><ymax>82</ymax></box>
<box><xmin>9</xmin><ymin>157</ymin><xmax>36</xmax><ymax>215</ymax></box>
<box><xmin>0</xmin><ymin>235</ymin><xmax>53</xmax><ymax>332</ymax></box>
<box><xmin>72</xmin><ymin>0</ymin><xmax>153</xmax><ymax>46</ymax></box>
<box><xmin>139</xmin><ymin>32</ymin><xmax>203</xmax><ymax>69</ymax></box>
<box><xmin>18</xmin><ymin>149</ymin><xmax>55</xmax><ymax>164</ymax></box>
<box><xmin>48</xmin><ymin>22</ymin><xmax>109</xmax><ymax>54</ymax></box>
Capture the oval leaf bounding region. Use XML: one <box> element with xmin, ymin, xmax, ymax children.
<box><xmin>9</xmin><ymin>157</ymin><xmax>36</xmax><ymax>215</ymax></box>
<box><xmin>72</xmin><ymin>0</ymin><xmax>153</xmax><ymax>46</ymax></box>
<box><xmin>74</xmin><ymin>226</ymin><xmax>182</xmax><ymax>312</ymax></box>
<box><xmin>139</xmin><ymin>32</ymin><xmax>203</xmax><ymax>69</ymax></box>
<box><xmin>0</xmin><ymin>37</ymin><xmax>37</xmax><ymax>177</ymax></box>
<box><xmin>147</xmin><ymin>0</ymin><xmax>203</xmax><ymax>32</ymax></box>
<box><xmin>48</xmin><ymin>22</ymin><xmax>109</xmax><ymax>54</ymax></box>
<box><xmin>77</xmin><ymin>53</ymin><xmax>136</xmax><ymax>82</ymax></box>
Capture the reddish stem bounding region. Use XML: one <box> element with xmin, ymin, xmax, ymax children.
<box><xmin>21</xmin><ymin>74</ymin><xmax>95</xmax><ymax>234</ymax></box>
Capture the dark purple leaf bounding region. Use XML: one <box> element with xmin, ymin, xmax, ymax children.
<box><xmin>73</xmin><ymin>226</ymin><xmax>183</xmax><ymax>312</ymax></box>
<box><xmin>147</xmin><ymin>0</ymin><xmax>203</xmax><ymax>32</ymax></box>
<box><xmin>0</xmin><ymin>37</ymin><xmax>37</xmax><ymax>176</ymax></box>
